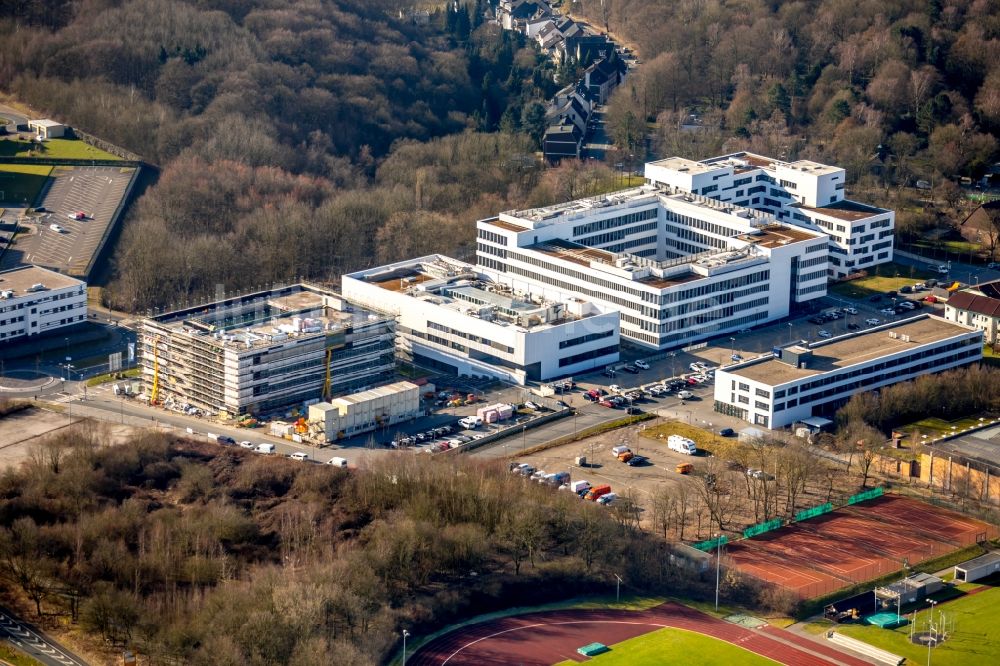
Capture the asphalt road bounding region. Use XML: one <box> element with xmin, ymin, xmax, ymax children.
<box><xmin>0</xmin><ymin>605</ymin><xmax>89</xmax><ymax>666</ymax></box>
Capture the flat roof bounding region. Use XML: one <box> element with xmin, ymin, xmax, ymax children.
<box><xmin>28</xmin><ymin>119</ymin><xmax>63</xmax><ymax>127</ymax></box>
<box><xmin>956</xmin><ymin>551</ymin><xmax>1000</xmax><ymax>570</ymax></box>
<box><xmin>735</xmin><ymin>224</ymin><xmax>821</xmax><ymax>248</ymax></box>
<box><xmin>797</xmin><ymin>199</ymin><xmax>890</xmax><ymax>221</ymax></box>
<box><xmin>487</xmin><ymin>218</ymin><xmax>529</xmax><ymax>232</ymax></box>
<box><xmin>0</xmin><ymin>265</ymin><xmax>82</xmax><ymax>296</ymax></box>
<box><xmin>528</xmin><ymin>238</ymin><xmax>617</xmax><ymax>266</ymax></box>
<box><xmin>647</xmin><ymin>156</ymin><xmax>719</xmax><ymax>174</ymax></box>
<box><xmin>330</xmin><ymin>381</ymin><xmax>419</xmax><ymax>407</ymax></box>
<box><xmin>729</xmin><ymin>316</ymin><xmax>978</xmax><ymax>385</ymax></box>
<box><xmin>931</xmin><ymin>423</ymin><xmax>1000</xmax><ymax>467</ymax></box>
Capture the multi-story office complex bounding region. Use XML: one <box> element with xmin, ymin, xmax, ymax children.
<box><xmin>140</xmin><ymin>284</ymin><xmax>395</xmax><ymax>416</ymax></box>
<box><xmin>475</xmin><ymin>185</ymin><xmax>829</xmax><ymax>350</ymax></box>
<box><xmin>713</xmin><ymin>315</ymin><xmax>982</xmax><ymax>428</ymax></box>
<box><xmin>0</xmin><ymin>265</ymin><xmax>87</xmax><ymax>343</ymax></box>
<box><xmin>342</xmin><ymin>255</ymin><xmax>620</xmax><ymax>384</ymax></box>
<box><xmin>645</xmin><ymin>152</ymin><xmax>895</xmax><ymax>278</ymax></box>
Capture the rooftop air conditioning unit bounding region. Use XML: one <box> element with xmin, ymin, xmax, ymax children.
<box><xmin>888</xmin><ymin>332</ymin><xmax>898</xmax><ymax>339</ymax></box>
<box><xmin>901</xmin><ymin>335</ymin><xmax>911</xmax><ymax>342</ymax></box>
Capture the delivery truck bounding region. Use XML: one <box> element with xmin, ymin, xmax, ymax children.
<box><xmin>584</xmin><ymin>484</ymin><xmax>612</xmax><ymax>501</ymax></box>
<box><xmin>569</xmin><ymin>480</ymin><xmax>591</xmax><ymax>494</ymax></box>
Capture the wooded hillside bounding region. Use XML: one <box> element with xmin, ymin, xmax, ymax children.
<box><xmin>0</xmin><ymin>429</ymin><xmax>727</xmax><ymax>665</ymax></box>
<box><xmin>577</xmin><ymin>0</ymin><xmax>998</xmax><ymax>184</ymax></box>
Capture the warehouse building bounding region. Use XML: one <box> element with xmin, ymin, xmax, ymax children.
<box><xmin>644</xmin><ymin>152</ymin><xmax>895</xmax><ymax>278</ymax></box>
<box><xmin>140</xmin><ymin>284</ymin><xmax>395</xmax><ymax>417</ymax></box>
<box><xmin>475</xmin><ymin>185</ymin><xmax>828</xmax><ymax>350</ymax></box>
<box><xmin>713</xmin><ymin>315</ymin><xmax>982</xmax><ymax>428</ymax></box>
<box><xmin>308</xmin><ymin>381</ymin><xmax>421</xmax><ymax>442</ymax></box>
<box><xmin>0</xmin><ymin>265</ymin><xmax>87</xmax><ymax>343</ymax></box>
<box><xmin>342</xmin><ymin>255</ymin><xmax>620</xmax><ymax>384</ymax></box>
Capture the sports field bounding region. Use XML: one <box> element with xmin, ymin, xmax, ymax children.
<box><xmin>552</xmin><ymin>627</ymin><xmax>777</xmax><ymax>665</ymax></box>
<box><xmin>408</xmin><ymin>601</ymin><xmax>868</xmax><ymax>665</ymax></box>
<box><xmin>725</xmin><ymin>495</ymin><xmax>997</xmax><ymax>598</ymax></box>
<box><xmin>838</xmin><ymin>585</ymin><xmax>1000</xmax><ymax>666</ymax></box>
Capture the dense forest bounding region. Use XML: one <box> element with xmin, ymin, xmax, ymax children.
<box><xmin>0</xmin><ymin>429</ymin><xmax>743</xmax><ymax>665</ymax></box>
<box><xmin>0</xmin><ymin>0</ymin><xmax>587</xmax><ymax>310</ymax></box>
<box><xmin>578</xmin><ymin>0</ymin><xmax>999</xmax><ymax>186</ymax></box>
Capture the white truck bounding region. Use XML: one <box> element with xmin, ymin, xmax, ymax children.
<box><xmin>667</xmin><ymin>435</ymin><xmax>697</xmax><ymax>455</ymax></box>
<box><xmin>458</xmin><ymin>416</ymin><xmax>483</xmax><ymax>429</ymax></box>
<box><xmin>611</xmin><ymin>445</ymin><xmax>631</xmax><ymax>457</ymax></box>
<box><xmin>569</xmin><ymin>480</ymin><xmax>591</xmax><ymax>494</ymax></box>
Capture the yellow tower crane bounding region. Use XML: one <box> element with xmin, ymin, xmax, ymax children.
<box><xmin>322</xmin><ymin>347</ymin><xmax>332</xmax><ymax>401</ymax></box>
<box><xmin>150</xmin><ymin>346</ymin><xmax>160</xmax><ymax>405</ymax></box>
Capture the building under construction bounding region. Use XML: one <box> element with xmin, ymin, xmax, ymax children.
<box><xmin>140</xmin><ymin>284</ymin><xmax>395</xmax><ymax>417</ymax></box>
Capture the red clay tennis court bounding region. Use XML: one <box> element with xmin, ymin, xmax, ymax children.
<box><xmin>726</xmin><ymin>494</ymin><xmax>997</xmax><ymax>598</ymax></box>
<box><xmin>408</xmin><ymin>601</ymin><xmax>867</xmax><ymax>666</ymax></box>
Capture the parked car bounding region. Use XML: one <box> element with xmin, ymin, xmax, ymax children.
<box><xmin>842</xmin><ymin>307</ymin><xmax>858</xmax><ymax>315</ymax></box>
<box><xmin>988</xmin><ymin>262</ymin><xmax>1000</xmax><ymax>270</ymax></box>
<box><xmin>609</xmin><ymin>384</ymin><xmax>622</xmax><ymax>393</ymax></box>
<box><xmin>898</xmin><ymin>301</ymin><xmax>916</xmax><ymax>310</ymax></box>
<box><xmin>49</xmin><ymin>223</ymin><xmax>65</xmax><ymax>233</ymax></box>
<box><xmin>238</xmin><ymin>441</ymin><xmax>255</xmax><ymax>449</ymax></box>
<box><xmin>718</xmin><ymin>428</ymin><xmax>735</xmax><ymax>437</ymax></box>
<box><xmin>217</xmin><ymin>435</ymin><xmax>236</xmax><ymax>446</ymax></box>
<box><xmin>818</xmin><ymin>330</ymin><xmax>832</xmax><ymax>338</ymax></box>
<box><xmin>288</xmin><ymin>451</ymin><xmax>309</xmax><ymax>462</ymax></box>
<box><xmin>599</xmin><ymin>399</ymin><xmax>615</xmax><ymax>408</ymax></box>
<box><xmin>326</xmin><ymin>456</ymin><xmax>348</xmax><ymax>467</ymax></box>
<box><xmin>68</xmin><ymin>211</ymin><xmax>87</xmax><ymax>220</ymax></box>
<box><xmin>847</xmin><ymin>323</ymin><xmax>860</xmax><ymax>330</ymax></box>
<box><xmin>900</xmin><ymin>285</ymin><xmax>912</xmax><ymax>294</ymax></box>
<box><xmin>633</xmin><ymin>360</ymin><xmax>650</xmax><ymax>370</ymax></box>
<box><xmin>626</xmin><ymin>454</ymin><xmax>649</xmax><ymax>466</ymax></box>
<box><xmin>925</xmin><ymin>278</ymin><xmax>938</xmax><ymax>288</ymax></box>
<box><xmin>676</xmin><ymin>390</ymin><xmax>694</xmax><ymax>400</ymax></box>
<box><xmin>524</xmin><ymin>401</ymin><xmax>540</xmax><ymax>411</ymax></box>
<box><xmin>868</xmin><ymin>294</ymin><xmax>882</xmax><ymax>302</ymax></box>
<box><xmin>923</xmin><ymin>295</ymin><xmax>938</xmax><ymax>303</ymax></box>
<box><xmin>675</xmin><ymin>462</ymin><xmax>694</xmax><ymax>475</ymax></box>
<box><xmin>746</xmin><ymin>468</ymin><xmax>775</xmax><ymax>480</ymax></box>
<box><xmin>596</xmin><ymin>492</ymin><xmax>618</xmax><ymax>506</ymax></box>
<box><xmin>730</xmin><ymin>353</ymin><xmax>743</xmax><ymax>361</ymax></box>
<box><xmin>881</xmin><ymin>307</ymin><xmax>896</xmax><ymax>315</ymax></box>
<box><xmin>937</xmin><ymin>265</ymin><xmax>949</xmax><ymax>274</ymax></box>
<box><xmin>865</xmin><ymin>318</ymin><xmax>881</xmax><ymax>326</ymax></box>
<box><xmin>625</xmin><ymin>406</ymin><xmax>642</xmax><ymax>415</ymax></box>
<box><xmin>887</xmin><ymin>290</ymin><xmax>898</xmax><ymax>297</ymax></box>
<box><xmin>622</xmin><ymin>365</ymin><xmax>639</xmax><ymax>374</ymax></box>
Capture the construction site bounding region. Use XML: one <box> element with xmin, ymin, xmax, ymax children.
<box><xmin>140</xmin><ymin>284</ymin><xmax>396</xmax><ymax>418</ymax></box>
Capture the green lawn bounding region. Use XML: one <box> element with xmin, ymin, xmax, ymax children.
<box><xmin>552</xmin><ymin>627</ymin><xmax>778</xmax><ymax>666</ymax></box>
<box><xmin>983</xmin><ymin>345</ymin><xmax>1000</xmax><ymax>367</ymax></box>
<box><xmin>829</xmin><ymin>262</ymin><xmax>934</xmax><ymax>300</ymax></box>
<box><xmin>0</xmin><ymin>137</ymin><xmax>120</xmax><ymax>160</ymax></box>
<box><xmin>0</xmin><ymin>642</ymin><xmax>44</xmax><ymax>666</ymax></box>
<box><xmin>0</xmin><ymin>164</ymin><xmax>53</xmax><ymax>204</ymax></box>
<box><xmin>839</xmin><ymin>586</ymin><xmax>1000</xmax><ymax>666</ymax></box>
<box><xmin>640</xmin><ymin>420</ymin><xmax>727</xmax><ymax>455</ymax></box>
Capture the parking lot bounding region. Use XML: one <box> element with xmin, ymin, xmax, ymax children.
<box><xmin>1</xmin><ymin>165</ymin><xmax>136</xmax><ymax>276</ymax></box>
<box><xmin>506</xmin><ymin>418</ymin><xmax>711</xmax><ymax>526</ymax></box>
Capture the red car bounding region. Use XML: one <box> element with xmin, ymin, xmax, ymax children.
<box><xmin>686</xmin><ymin>377</ymin><xmax>699</xmax><ymax>385</ymax></box>
<box><xmin>598</xmin><ymin>399</ymin><xmax>615</xmax><ymax>408</ymax></box>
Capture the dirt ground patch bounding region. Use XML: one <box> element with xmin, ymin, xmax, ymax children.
<box><xmin>0</xmin><ymin>407</ymin><xmax>140</xmax><ymax>469</ymax></box>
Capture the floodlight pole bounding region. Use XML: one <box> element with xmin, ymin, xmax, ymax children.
<box><xmin>715</xmin><ymin>534</ymin><xmax>721</xmax><ymax>612</ymax></box>
<box><xmin>614</xmin><ymin>573</ymin><xmax>622</xmax><ymax>603</ymax></box>
<box><xmin>402</xmin><ymin>629</ymin><xmax>410</xmax><ymax>666</ymax></box>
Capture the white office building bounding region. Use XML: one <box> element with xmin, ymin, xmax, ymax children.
<box><xmin>645</xmin><ymin>152</ymin><xmax>895</xmax><ymax>279</ymax></box>
<box><xmin>713</xmin><ymin>315</ymin><xmax>982</xmax><ymax>428</ymax></box>
<box><xmin>475</xmin><ymin>185</ymin><xmax>829</xmax><ymax>350</ymax></box>
<box><xmin>342</xmin><ymin>255</ymin><xmax>620</xmax><ymax>385</ymax></box>
<box><xmin>0</xmin><ymin>265</ymin><xmax>87</xmax><ymax>342</ymax></box>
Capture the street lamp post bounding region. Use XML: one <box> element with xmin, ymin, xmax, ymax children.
<box><xmin>402</xmin><ymin>629</ymin><xmax>410</xmax><ymax>666</ymax></box>
<box><xmin>614</xmin><ymin>573</ymin><xmax>622</xmax><ymax>603</ymax></box>
<box><xmin>521</xmin><ymin>425</ymin><xmax>526</xmax><ymax>452</ymax></box>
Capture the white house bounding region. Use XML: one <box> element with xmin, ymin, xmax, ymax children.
<box><xmin>0</xmin><ymin>265</ymin><xmax>87</xmax><ymax>343</ymax></box>
<box><xmin>713</xmin><ymin>315</ymin><xmax>982</xmax><ymax>428</ymax></box>
<box><xmin>944</xmin><ymin>279</ymin><xmax>1000</xmax><ymax>344</ymax></box>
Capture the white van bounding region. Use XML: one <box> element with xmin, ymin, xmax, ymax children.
<box><xmin>611</xmin><ymin>445</ymin><xmax>631</xmax><ymax>457</ymax></box>
<box><xmin>458</xmin><ymin>416</ymin><xmax>483</xmax><ymax>429</ymax></box>
<box><xmin>326</xmin><ymin>456</ymin><xmax>348</xmax><ymax>468</ymax></box>
<box><xmin>254</xmin><ymin>443</ymin><xmax>276</xmax><ymax>455</ymax></box>
<box><xmin>667</xmin><ymin>435</ymin><xmax>697</xmax><ymax>455</ymax></box>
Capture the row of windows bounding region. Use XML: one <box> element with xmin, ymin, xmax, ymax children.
<box><xmin>604</xmin><ymin>235</ymin><xmax>658</xmax><ymax>254</ymax></box>
<box><xmin>477</xmin><ymin>229</ymin><xmax>508</xmax><ymax>246</ymax></box>
<box><xmin>664</xmin><ymin>211</ymin><xmax>740</xmax><ymax>242</ymax></box>
<box><xmin>774</xmin><ymin>347</ymin><xmax>980</xmax><ymax>412</ymax></box>
<box><xmin>477</xmin><ymin>242</ymin><xmax>507</xmax><ymax>258</ymax></box>
<box><xmin>427</xmin><ymin>320</ymin><xmax>514</xmax><ymax>354</ymax></box>
<box><xmin>559</xmin><ymin>344</ymin><xmax>618</xmax><ymax>367</ymax></box>
<box><xmin>505</xmin><ymin>264</ymin><xmax>656</xmax><ymax>317</ymax></box>
<box><xmin>769</xmin><ymin>187</ymin><xmax>792</xmax><ymax>200</ymax></box>
<box><xmin>799</xmin><ymin>254</ymin><xmax>827</xmax><ymax>268</ymax></box>
<box><xmin>580</xmin><ymin>221</ymin><xmax>658</xmax><ymax>248</ymax></box>
<box><xmin>672</xmin><ymin>225</ymin><xmax>727</xmax><ymax>250</ymax></box>
<box><xmin>701</xmin><ymin>185</ymin><xmax>718</xmax><ymax>195</ymax></box>
<box><xmin>797</xmin><ymin>283</ymin><xmax>827</xmax><ymax>296</ymax></box>
<box><xmin>660</xmin><ymin>298</ymin><xmax>768</xmax><ymax>333</ymax></box>
<box><xmin>559</xmin><ymin>329</ymin><xmax>615</xmax><ymax>349</ymax></box>
<box><xmin>798</xmin><ymin>269</ymin><xmax>827</xmax><ymax>283</ymax></box>
<box><xmin>872</xmin><ymin>240</ymin><xmax>892</xmax><ymax>251</ymax></box>
<box><xmin>756</xmin><ymin>174</ymin><xmax>775</xmax><ymax>184</ymax></box>
<box><xmin>879</xmin><ymin>230</ymin><xmax>894</xmax><ymax>239</ymax></box>
<box><xmin>669</xmin><ymin>270</ymin><xmax>770</xmax><ymax>305</ymax></box>
<box><xmin>571</xmin><ymin>208</ymin><xmax>658</xmax><ymax>237</ymax></box>
<box><xmin>746</xmin><ymin>185</ymin><xmax>767</xmax><ymax>195</ymax></box>
<box><xmin>779</xmin><ymin>179</ymin><xmax>798</xmax><ymax>190</ymax></box>
<box><xmin>663</xmin><ymin>283</ymin><xmax>768</xmax><ymax>318</ymax></box>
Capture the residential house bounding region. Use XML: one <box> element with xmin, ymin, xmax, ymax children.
<box><xmin>944</xmin><ymin>279</ymin><xmax>1000</xmax><ymax>345</ymax></box>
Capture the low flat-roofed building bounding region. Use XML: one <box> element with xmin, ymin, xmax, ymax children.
<box><xmin>308</xmin><ymin>380</ymin><xmax>421</xmax><ymax>441</ymax></box>
<box><xmin>954</xmin><ymin>551</ymin><xmax>1000</xmax><ymax>583</ymax></box>
<box><xmin>141</xmin><ymin>284</ymin><xmax>396</xmax><ymax>417</ymax></box>
<box><xmin>714</xmin><ymin>315</ymin><xmax>982</xmax><ymax>428</ymax></box>
<box><xmin>28</xmin><ymin>119</ymin><xmax>66</xmax><ymax>139</ymax></box>
<box><xmin>0</xmin><ymin>265</ymin><xmax>87</xmax><ymax>343</ymax></box>
<box><xmin>342</xmin><ymin>255</ymin><xmax>620</xmax><ymax>385</ymax></box>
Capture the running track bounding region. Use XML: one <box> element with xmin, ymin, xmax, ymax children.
<box><xmin>408</xmin><ymin>602</ymin><xmax>867</xmax><ymax>665</ymax></box>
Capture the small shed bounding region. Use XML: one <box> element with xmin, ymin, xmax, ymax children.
<box><xmin>797</xmin><ymin>416</ymin><xmax>833</xmax><ymax>433</ymax></box>
<box><xmin>28</xmin><ymin>119</ymin><xmax>65</xmax><ymax>139</ymax></box>
<box><xmin>954</xmin><ymin>551</ymin><xmax>1000</xmax><ymax>583</ymax></box>
<box><xmin>875</xmin><ymin>573</ymin><xmax>943</xmax><ymax>607</ymax></box>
